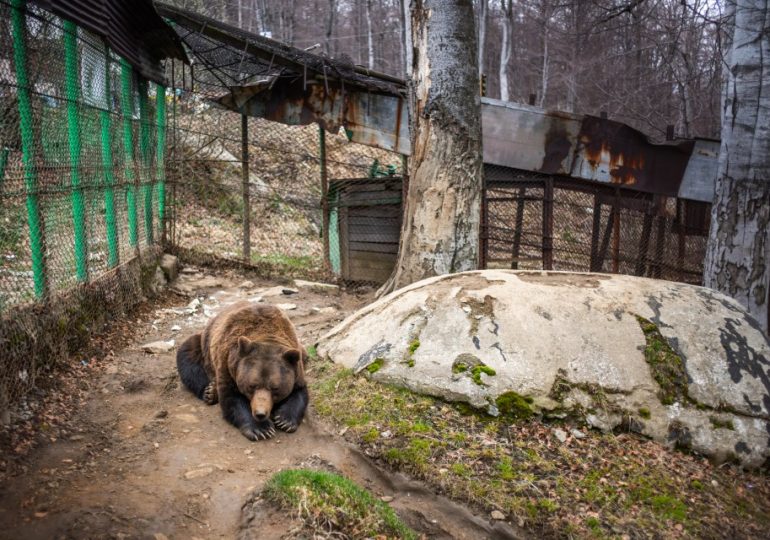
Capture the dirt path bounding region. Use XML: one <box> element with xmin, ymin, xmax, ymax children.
<box><xmin>0</xmin><ymin>270</ymin><xmax>519</xmax><ymax>540</ymax></box>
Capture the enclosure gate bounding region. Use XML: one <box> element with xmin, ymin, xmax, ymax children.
<box><xmin>480</xmin><ymin>166</ymin><xmax>711</xmax><ymax>285</ymax></box>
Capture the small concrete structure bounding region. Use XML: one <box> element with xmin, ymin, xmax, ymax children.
<box><xmin>319</xmin><ymin>270</ymin><xmax>770</xmax><ymax>468</ymax></box>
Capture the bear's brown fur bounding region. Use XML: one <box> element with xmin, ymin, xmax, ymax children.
<box><xmin>176</xmin><ymin>302</ymin><xmax>308</xmax><ymax>440</ymax></box>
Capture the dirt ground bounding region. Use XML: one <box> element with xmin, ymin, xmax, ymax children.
<box><xmin>0</xmin><ymin>268</ymin><xmax>519</xmax><ymax>540</ymax></box>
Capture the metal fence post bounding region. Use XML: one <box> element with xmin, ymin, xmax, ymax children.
<box><xmin>101</xmin><ymin>47</ymin><xmax>119</xmax><ymax>267</ymax></box>
<box><xmin>241</xmin><ymin>114</ymin><xmax>251</xmax><ymax>262</ymax></box>
<box><xmin>138</xmin><ymin>79</ymin><xmax>153</xmax><ymax>245</ymax></box>
<box><xmin>156</xmin><ymin>84</ymin><xmax>167</xmax><ymax>245</ymax></box>
<box><xmin>64</xmin><ymin>19</ymin><xmax>88</xmax><ymax>282</ymax></box>
<box><xmin>11</xmin><ymin>0</ymin><xmax>47</xmax><ymax>298</ymax></box>
<box><xmin>542</xmin><ymin>176</ymin><xmax>554</xmax><ymax>270</ymax></box>
<box><xmin>319</xmin><ymin>125</ymin><xmax>330</xmax><ymax>271</ymax></box>
<box><xmin>120</xmin><ymin>60</ymin><xmax>138</xmax><ymax>247</ymax></box>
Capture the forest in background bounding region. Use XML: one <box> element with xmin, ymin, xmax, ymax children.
<box><xmin>165</xmin><ymin>0</ymin><xmax>725</xmax><ymax>142</ymax></box>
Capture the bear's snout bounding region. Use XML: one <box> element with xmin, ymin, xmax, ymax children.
<box><xmin>250</xmin><ymin>389</ymin><xmax>273</xmax><ymax>420</ymax></box>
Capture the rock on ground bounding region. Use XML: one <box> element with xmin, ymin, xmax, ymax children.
<box><xmin>318</xmin><ymin>270</ymin><xmax>770</xmax><ymax>468</ymax></box>
<box><xmin>141</xmin><ymin>340</ymin><xmax>176</xmax><ymax>354</ymax></box>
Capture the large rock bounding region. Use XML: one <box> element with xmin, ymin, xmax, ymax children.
<box><xmin>318</xmin><ymin>270</ymin><xmax>770</xmax><ymax>468</ymax></box>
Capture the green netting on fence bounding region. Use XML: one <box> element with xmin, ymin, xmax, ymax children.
<box><xmin>0</xmin><ymin>0</ymin><xmax>168</xmax><ymax>406</ymax></box>
<box><xmin>0</xmin><ymin>0</ymin><xmax>167</xmax><ymax>310</ymax></box>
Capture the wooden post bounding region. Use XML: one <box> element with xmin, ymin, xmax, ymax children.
<box><xmin>241</xmin><ymin>114</ymin><xmax>251</xmax><ymax>263</ymax></box>
<box><xmin>542</xmin><ymin>176</ymin><xmax>554</xmax><ymax>270</ymax></box>
<box><xmin>510</xmin><ymin>187</ymin><xmax>526</xmax><ymax>269</ymax></box>
<box><xmin>589</xmin><ymin>192</ymin><xmax>602</xmax><ymax>271</ymax></box>
<box><xmin>479</xmin><ymin>163</ymin><xmax>488</xmax><ymax>268</ymax></box>
<box><xmin>652</xmin><ymin>195</ymin><xmax>667</xmax><ymax>278</ymax></box>
<box><xmin>319</xmin><ymin>125</ymin><xmax>330</xmax><ymax>272</ymax></box>
<box><xmin>635</xmin><ymin>196</ymin><xmax>654</xmax><ymax>276</ymax></box>
<box><xmin>677</xmin><ymin>199</ymin><xmax>686</xmax><ymax>281</ymax></box>
<box><xmin>612</xmin><ymin>188</ymin><xmax>620</xmax><ymax>273</ymax></box>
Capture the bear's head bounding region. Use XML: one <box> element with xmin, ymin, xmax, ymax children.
<box><xmin>233</xmin><ymin>337</ymin><xmax>306</xmax><ymax>421</ymax></box>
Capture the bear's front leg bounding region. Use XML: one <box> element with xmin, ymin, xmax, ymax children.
<box><xmin>272</xmin><ymin>386</ymin><xmax>309</xmax><ymax>433</ymax></box>
<box><xmin>219</xmin><ymin>381</ymin><xmax>275</xmax><ymax>441</ymax></box>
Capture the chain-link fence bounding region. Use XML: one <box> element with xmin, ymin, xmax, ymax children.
<box><xmin>0</xmin><ymin>0</ymin><xmax>167</xmax><ymax>407</ymax></box>
<box><xmin>165</xmin><ymin>59</ymin><xmax>406</xmax><ymax>286</ymax></box>
<box><xmin>482</xmin><ymin>165</ymin><xmax>709</xmax><ymax>284</ymax></box>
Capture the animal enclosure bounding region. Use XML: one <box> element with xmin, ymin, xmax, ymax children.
<box><xmin>0</xmin><ymin>0</ymin><xmax>713</xmax><ymax>411</ymax></box>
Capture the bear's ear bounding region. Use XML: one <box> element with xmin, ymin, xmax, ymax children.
<box><xmin>283</xmin><ymin>349</ymin><xmax>306</xmax><ymax>388</ymax></box>
<box><xmin>238</xmin><ymin>336</ymin><xmax>254</xmax><ymax>356</ymax></box>
<box><xmin>282</xmin><ymin>349</ymin><xmax>301</xmax><ymax>364</ymax></box>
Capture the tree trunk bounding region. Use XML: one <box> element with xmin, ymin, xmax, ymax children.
<box><xmin>378</xmin><ymin>0</ymin><xmax>483</xmax><ymax>296</ymax></box>
<box><xmin>539</xmin><ymin>5</ymin><xmax>549</xmax><ymax>108</ymax></box>
<box><xmin>477</xmin><ymin>0</ymin><xmax>487</xmax><ymax>77</ymax></box>
<box><xmin>704</xmin><ymin>0</ymin><xmax>770</xmax><ymax>334</ymax></box>
<box><xmin>366</xmin><ymin>0</ymin><xmax>375</xmax><ymax>69</ymax></box>
<box><xmin>324</xmin><ymin>0</ymin><xmax>337</xmax><ymax>55</ymax></box>
<box><xmin>499</xmin><ymin>0</ymin><xmax>513</xmax><ymax>102</ymax></box>
<box><xmin>400</xmin><ymin>0</ymin><xmax>413</xmax><ymax>76</ymax></box>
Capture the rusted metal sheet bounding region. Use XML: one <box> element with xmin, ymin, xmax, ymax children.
<box><xmin>169</xmin><ymin>0</ymin><xmax>719</xmax><ymax>204</ymax></box>
<box><xmin>480</xmin><ymin>98</ymin><xmax>717</xmax><ymax>202</ymax></box>
<box><xmin>217</xmin><ymin>78</ymin><xmax>410</xmax><ymax>155</ymax></box>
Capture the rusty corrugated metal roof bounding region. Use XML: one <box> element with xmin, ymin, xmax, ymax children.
<box><xmin>30</xmin><ymin>0</ymin><xmax>187</xmax><ymax>85</ymax></box>
<box><xmin>158</xmin><ymin>4</ymin><xmax>717</xmax><ymax>202</ymax></box>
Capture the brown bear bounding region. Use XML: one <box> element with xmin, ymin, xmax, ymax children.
<box><xmin>176</xmin><ymin>302</ymin><xmax>308</xmax><ymax>441</ymax></box>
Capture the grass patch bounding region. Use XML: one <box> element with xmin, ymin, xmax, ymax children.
<box><xmin>263</xmin><ymin>469</ymin><xmax>417</xmax><ymax>539</ymax></box>
<box><xmin>306</xmin><ymin>345</ymin><xmax>318</xmax><ymax>360</ymax></box>
<box><xmin>310</xmin><ymin>359</ymin><xmax>770</xmax><ymax>539</ymax></box>
<box><xmin>638</xmin><ymin>407</ymin><xmax>651</xmax><ymax>419</ymax></box>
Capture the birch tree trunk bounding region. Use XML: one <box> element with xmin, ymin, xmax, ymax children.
<box><xmin>400</xmin><ymin>0</ymin><xmax>413</xmax><ymax>76</ymax></box>
<box><xmin>704</xmin><ymin>0</ymin><xmax>770</xmax><ymax>334</ymax></box>
<box><xmin>378</xmin><ymin>0</ymin><xmax>483</xmax><ymax>296</ymax></box>
<box><xmin>477</xmin><ymin>0</ymin><xmax>488</xmax><ymax>77</ymax></box>
<box><xmin>499</xmin><ymin>0</ymin><xmax>513</xmax><ymax>102</ymax></box>
<box><xmin>366</xmin><ymin>0</ymin><xmax>375</xmax><ymax>69</ymax></box>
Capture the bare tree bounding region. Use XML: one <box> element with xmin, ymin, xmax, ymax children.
<box><xmin>478</xmin><ymin>0</ymin><xmax>488</xmax><ymax>77</ymax></box>
<box><xmin>704</xmin><ymin>0</ymin><xmax>770</xmax><ymax>333</ymax></box>
<box><xmin>499</xmin><ymin>0</ymin><xmax>514</xmax><ymax>101</ymax></box>
<box><xmin>366</xmin><ymin>0</ymin><xmax>375</xmax><ymax>69</ymax></box>
<box><xmin>379</xmin><ymin>0</ymin><xmax>483</xmax><ymax>295</ymax></box>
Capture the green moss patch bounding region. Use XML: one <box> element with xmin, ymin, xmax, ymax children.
<box><xmin>366</xmin><ymin>357</ymin><xmax>385</xmax><ymax>374</ymax></box>
<box><xmin>637</xmin><ymin>316</ymin><xmax>689</xmax><ymax>406</ymax></box>
<box><xmin>451</xmin><ymin>354</ymin><xmax>495</xmax><ymax>386</ymax></box>
<box><xmin>404</xmin><ymin>339</ymin><xmax>420</xmax><ymax>368</ymax></box>
<box><xmin>495</xmin><ymin>391</ymin><xmax>535</xmax><ymax>420</ymax></box>
<box><xmin>638</xmin><ymin>407</ymin><xmax>651</xmax><ymax>419</ymax></box>
<box><xmin>263</xmin><ymin>469</ymin><xmax>417</xmax><ymax>539</ymax></box>
<box><xmin>709</xmin><ymin>416</ymin><xmax>735</xmax><ymax>431</ymax></box>
<box><xmin>311</xmin><ymin>359</ymin><xmax>770</xmax><ymax>539</ymax></box>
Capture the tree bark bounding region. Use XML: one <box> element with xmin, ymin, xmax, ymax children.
<box><xmin>378</xmin><ymin>0</ymin><xmax>483</xmax><ymax>296</ymax></box>
<box><xmin>704</xmin><ymin>0</ymin><xmax>770</xmax><ymax>334</ymax></box>
<box><xmin>400</xmin><ymin>0</ymin><xmax>413</xmax><ymax>76</ymax></box>
<box><xmin>499</xmin><ymin>0</ymin><xmax>513</xmax><ymax>102</ymax></box>
<box><xmin>477</xmin><ymin>0</ymin><xmax>487</xmax><ymax>77</ymax></box>
<box><xmin>366</xmin><ymin>0</ymin><xmax>375</xmax><ymax>69</ymax></box>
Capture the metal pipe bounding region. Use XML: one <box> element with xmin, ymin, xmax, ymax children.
<box><xmin>64</xmin><ymin>19</ymin><xmax>88</xmax><ymax>282</ymax></box>
<box><xmin>120</xmin><ymin>60</ymin><xmax>138</xmax><ymax>247</ymax></box>
<box><xmin>101</xmin><ymin>47</ymin><xmax>119</xmax><ymax>267</ymax></box>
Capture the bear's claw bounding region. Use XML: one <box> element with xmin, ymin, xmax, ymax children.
<box><xmin>273</xmin><ymin>415</ymin><xmax>298</xmax><ymax>433</ymax></box>
<box><xmin>241</xmin><ymin>422</ymin><xmax>275</xmax><ymax>441</ymax></box>
<box><xmin>202</xmin><ymin>382</ymin><xmax>218</xmax><ymax>405</ymax></box>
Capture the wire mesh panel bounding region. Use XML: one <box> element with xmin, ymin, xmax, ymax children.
<box><xmin>0</xmin><ymin>1</ymin><xmax>167</xmax><ymax>407</ymax></box>
<box><xmin>482</xmin><ymin>164</ymin><xmax>709</xmax><ymax>285</ymax></box>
